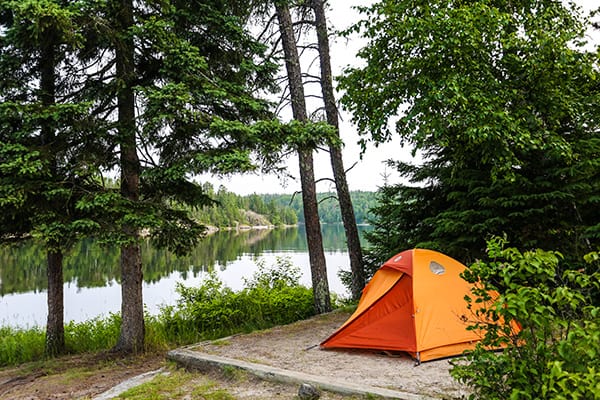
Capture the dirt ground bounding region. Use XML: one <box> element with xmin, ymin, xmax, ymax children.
<box><xmin>0</xmin><ymin>351</ymin><xmax>165</xmax><ymax>399</ymax></box>
<box><xmin>0</xmin><ymin>310</ymin><xmax>468</xmax><ymax>399</ymax></box>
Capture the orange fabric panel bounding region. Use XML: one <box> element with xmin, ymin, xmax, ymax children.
<box><xmin>324</xmin><ymin>267</ymin><xmax>403</xmax><ymax>339</ymax></box>
<box><xmin>322</xmin><ymin>277</ymin><xmax>417</xmax><ymax>352</ymax></box>
<box><xmin>412</xmin><ymin>249</ymin><xmax>483</xmax><ymax>354</ymax></box>
<box><xmin>418</xmin><ymin>341</ymin><xmax>480</xmax><ymax>362</ymax></box>
<box><xmin>381</xmin><ymin>249</ymin><xmax>414</xmax><ymax>275</ymax></box>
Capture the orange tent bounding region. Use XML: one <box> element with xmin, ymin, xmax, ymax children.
<box><xmin>321</xmin><ymin>249</ymin><xmax>486</xmax><ymax>363</ymax></box>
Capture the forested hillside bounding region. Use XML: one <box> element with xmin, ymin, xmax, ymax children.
<box><xmin>262</xmin><ymin>191</ymin><xmax>376</xmax><ymax>224</ymax></box>
<box><xmin>191</xmin><ymin>184</ymin><xmax>376</xmax><ymax>227</ymax></box>
<box><xmin>191</xmin><ymin>183</ymin><xmax>298</xmax><ymax>227</ymax></box>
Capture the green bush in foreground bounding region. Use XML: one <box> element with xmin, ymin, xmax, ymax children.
<box><xmin>158</xmin><ymin>256</ymin><xmax>316</xmax><ymax>343</ymax></box>
<box><xmin>0</xmin><ymin>257</ymin><xmax>317</xmax><ymax>367</ymax></box>
<box><xmin>451</xmin><ymin>237</ymin><xmax>600</xmax><ymax>399</ymax></box>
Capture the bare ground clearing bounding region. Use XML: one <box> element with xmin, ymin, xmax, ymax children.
<box><xmin>185</xmin><ymin>309</ymin><xmax>468</xmax><ymax>399</ymax></box>
<box><xmin>0</xmin><ymin>310</ymin><xmax>467</xmax><ymax>399</ymax></box>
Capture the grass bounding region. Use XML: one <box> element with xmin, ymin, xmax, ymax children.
<box><xmin>0</xmin><ymin>326</ymin><xmax>46</xmax><ymax>366</ymax></box>
<box><xmin>115</xmin><ymin>367</ymin><xmax>237</xmax><ymax>400</ymax></box>
<box><xmin>210</xmin><ymin>339</ymin><xmax>232</xmax><ymax>346</ymax></box>
<box><xmin>116</xmin><ymin>369</ymin><xmax>186</xmax><ymax>399</ymax></box>
<box><xmin>220</xmin><ymin>364</ymin><xmax>247</xmax><ymax>382</ymax></box>
<box><xmin>57</xmin><ymin>366</ymin><xmax>100</xmax><ymax>385</ymax></box>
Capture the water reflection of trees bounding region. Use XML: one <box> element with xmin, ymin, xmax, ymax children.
<box><xmin>0</xmin><ymin>243</ymin><xmax>47</xmax><ymax>296</ymax></box>
<box><xmin>0</xmin><ymin>225</ymin><xmax>370</xmax><ymax>296</ymax></box>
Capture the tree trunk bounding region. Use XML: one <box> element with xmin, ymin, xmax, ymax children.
<box><xmin>46</xmin><ymin>250</ymin><xmax>64</xmax><ymax>355</ymax></box>
<box><xmin>116</xmin><ymin>238</ymin><xmax>144</xmax><ymax>353</ymax></box>
<box><xmin>311</xmin><ymin>0</ymin><xmax>365</xmax><ymax>300</ymax></box>
<box><xmin>114</xmin><ymin>0</ymin><xmax>145</xmax><ymax>353</ymax></box>
<box><xmin>40</xmin><ymin>27</ymin><xmax>66</xmax><ymax>355</ymax></box>
<box><xmin>275</xmin><ymin>3</ymin><xmax>331</xmax><ymax>314</ymax></box>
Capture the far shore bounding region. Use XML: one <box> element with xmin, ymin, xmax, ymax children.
<box><xmin>205</xmin><ymin>222</ymin><xmax>370</xmax><ymax>235</ymax></box>
<box><xmin>204</xmin><ymin>223</ymin><xmax>297</xmax><ymax>235</ymax></box>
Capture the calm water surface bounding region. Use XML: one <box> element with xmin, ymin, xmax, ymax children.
<box><xmin>0</xmin><ymin>225</ymin><xmax>369</xmax><ymax>328</ymax></box>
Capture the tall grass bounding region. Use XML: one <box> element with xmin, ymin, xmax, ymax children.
<box><xmin>0</xmin><ymin>316</ymin><xmax>123</xmax><ymax>367</ymax></box>
<box><xmin>64</xmin><ymin>313</ymin><xmax>122</xmax><ymax>352</ymax></box>
<box><xmin>1</xmin><ymin>257</ymin><xmax>319</xmax><ymax>367</ymax></box>
<box><xmin>0</xmin><ymin>326</ymin><xmax>46</xmax><ymax>366</ymax></box>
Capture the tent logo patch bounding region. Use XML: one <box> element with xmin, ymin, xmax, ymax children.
<box><xmin>429</xmin><ymin>261</ymin><xmax>446</xmax><ymax>275</ymax></box>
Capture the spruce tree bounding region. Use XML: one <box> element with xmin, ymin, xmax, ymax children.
<box><xmin>0</xmin><ymin>0</ymin><xmax>109</xmax><ymax>354</ymax></box>
<box><xmin>92</xmin><ymin>0</ymin><xmax>278</xmax><ymax>351</ymax></box>
<box><xmin>2</xmin><ymin>0</ymin><xmax>280</xmax><ymax>353</ymax></box>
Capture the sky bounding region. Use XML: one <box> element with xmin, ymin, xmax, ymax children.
<box><xmin>202</xmin><ymin>0</ymin><xmax>599</xmax><ymax>196</ymax></box>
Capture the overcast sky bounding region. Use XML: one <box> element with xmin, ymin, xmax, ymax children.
<box><xmin>202</xmin><ymin>0</ymin><xmax>599</xmax><ymax>195</ymax></box>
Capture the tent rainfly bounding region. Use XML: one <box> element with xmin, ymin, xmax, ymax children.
<box><xmin>321</xmin><ymin>249</ymin><xmax>488</xmax><ymax>363</ymax></box>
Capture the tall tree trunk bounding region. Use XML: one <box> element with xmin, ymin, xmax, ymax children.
<box><xmin>45</xmin><ymin>250</ymin><xmax>64</xmax><ymax>355</ymax></box>
<box><xmin>311</xmin><ymin>0</ymin><xmax>365</xmax><ymax>300</ymax></box>
<box><xmin>114</xmin><ymin>0</ymin><xmax>144</xmax><ymax>353</ymax></box>
<box><xmin>40</xmin><ymin>29</ymin><xmax>65</xmax><ymax>355</ymax></box>
<box><xmin>275</xmin><ymin>3</ymin><xmax>331</xmax><ymax>314</ymax></box>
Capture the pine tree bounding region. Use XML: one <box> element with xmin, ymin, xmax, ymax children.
<box><xmin>274</xmin><ymin>1</ymin><xmax>331</xmax><ymax>314</ymax></box>
<box><xmin>0</xmin><ymin>0</ymin><xmax>109</xmax><ymax>354</ymax></box>
<box><xmin>98</xmin><ymin>0</ymin><xmax>278</xmax><ymax>352</ymax></box>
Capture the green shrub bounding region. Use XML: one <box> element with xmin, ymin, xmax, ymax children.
<box><xmin>0</xmin><ymin>315</ymin><xmax>123</xmax><ymax>367</ymax></box>
<box><xmin>244</xmin><ymin>256</ymin><xmax>302</xmax><ymax>289</ymax></box>
<box><xmin>160</xmin><ymin>256</ymin><xmax>316</xmax><ymax>341</ymax></box>
<box><xmin>451</xmin><ymin>237</ymin><xmax>600</xmax><ymax>399</ymax></box>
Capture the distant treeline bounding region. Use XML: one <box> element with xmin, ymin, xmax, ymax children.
<box><xmin>192</xmin><ymin>183</ymin><xmax>376</xmax><ymax>227</ymax></box>
<box><xmin>262</xmin><ymin>191</ymin><xmax>377</xmax><ymax>225</ymax></box>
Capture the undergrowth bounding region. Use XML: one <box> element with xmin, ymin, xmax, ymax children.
<box><xmin>157</xmin><ymin>256</ymin><xmax>316</xmax><ymax>344</ymax></box>
<box><xmin>450</xmin><ymin>238</ymin><xmax>600</xmax><ymax>399</ymax></box>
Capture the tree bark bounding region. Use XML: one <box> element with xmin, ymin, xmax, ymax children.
<box><xmin>45</xmin><ymin>250</ymin><xmax>64</xmax><ymax>355</ymax></box>
<box><xmin>311</xmin><ymin>0</ymin><xmax>365</xmax><ymax>300</ymax></box>
<box><xmin>114</xmin><ymin>0</ymin><xmax>145</xmax><ymax>353</ymax></box>
<box><xmin>275</xmin><ymin>3</ymin><xmax>331</xmax><ymax>314</ymax></box>
<box><xmin>40</xmin><ymin>28</ymin><xmax>66</xmax><ymax>355</ymax></box>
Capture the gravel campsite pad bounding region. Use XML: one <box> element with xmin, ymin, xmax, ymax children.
<box><xmin>188</xmin><ymin>310</ymin><xmax>469</xmax><ymax>399</ymax></box>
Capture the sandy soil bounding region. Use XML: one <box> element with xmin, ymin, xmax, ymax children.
<box><xmin>188</xmin><ymin>309</ymin><xmax>469</xmax><ymax>399</ymax></box>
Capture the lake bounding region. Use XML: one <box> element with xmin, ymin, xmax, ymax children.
<box><xmin>0</xmin><ymin>225</ymin><xmax>370</xmax><ymax>329</ymax></box>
